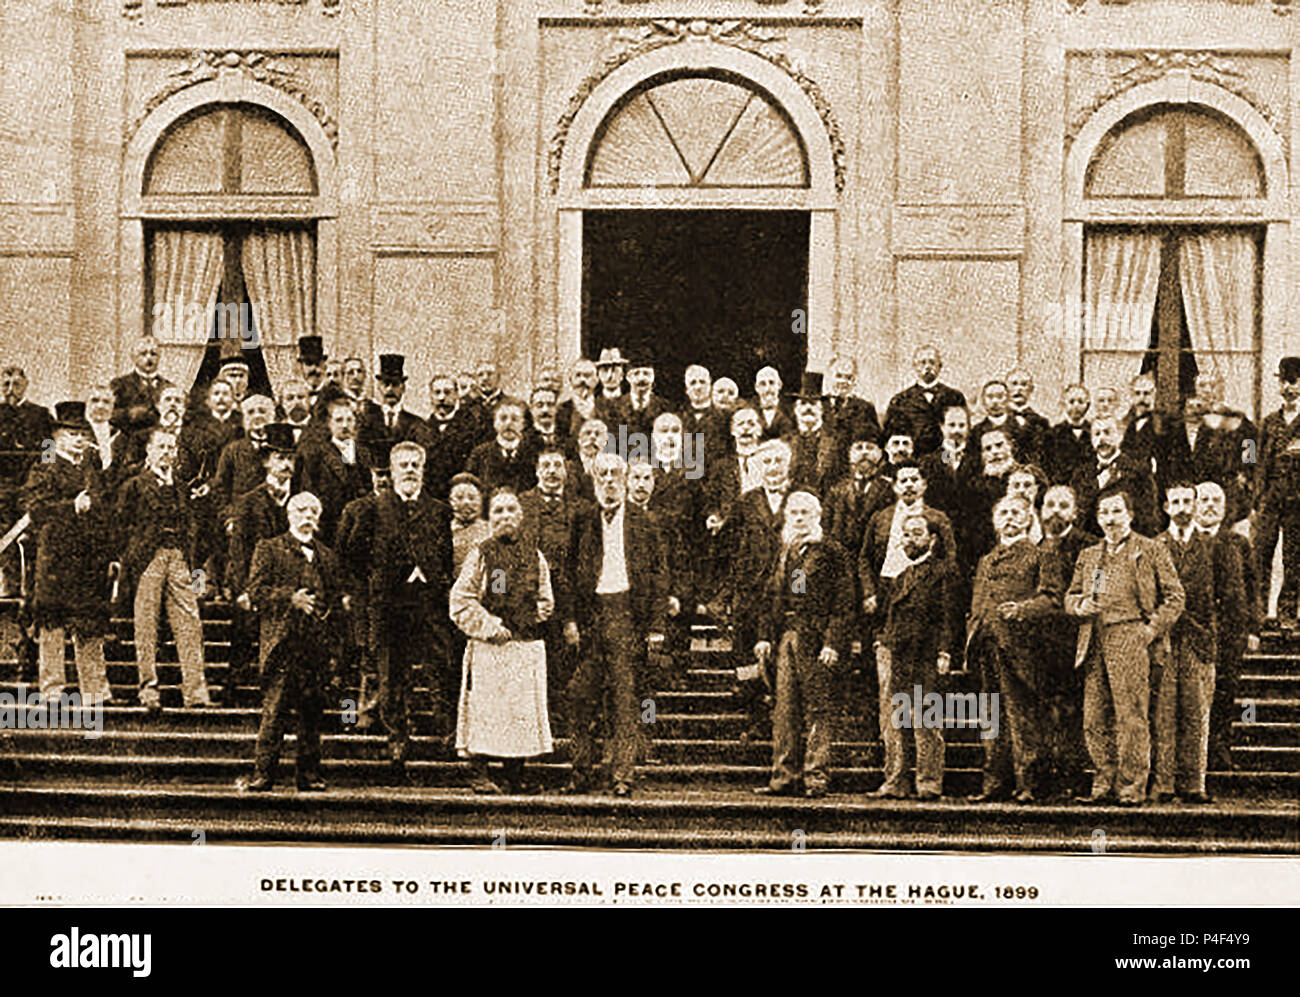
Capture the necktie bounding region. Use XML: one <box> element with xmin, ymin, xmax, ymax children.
<box><xmin>386</xmin><ymin>410</ymin><xmax>395</xmax><ymax>430</ymax></box>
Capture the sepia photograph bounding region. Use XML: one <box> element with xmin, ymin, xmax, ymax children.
<box><xmin>0</xmin><ymin>0</ymin><xmax>1297</xmax><ymax>920</ymax></box>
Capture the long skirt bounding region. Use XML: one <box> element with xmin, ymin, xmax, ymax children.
<box><xmin>455</xmin><ymin>637</ymin><xmax>553</xmax><ymax>758</ymax></box>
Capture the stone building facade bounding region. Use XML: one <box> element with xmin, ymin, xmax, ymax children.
<box><xmin>1</xmin><ymin>0</ymin><xmax>1296</xmax><ymax>416</ymax></box>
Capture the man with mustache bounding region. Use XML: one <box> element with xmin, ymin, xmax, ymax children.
<box><xmin>1255</xmin><ymin>356</ymin><xmax>1300</xmax><ymax>627</ymax></box>
<box><xmin>423</xmin><ymin>372</ymin><xmax>478</xmax><ymax>499</ymax></box>
<box><xmin>110</xmin><ymin>336</ymin><xmax>174</xmax><ymax>435</ymax></box>
<box><xmin>1069</xmin><ymin>417</ymin><xmax>1159</xmax><ymax>538</ymax></box>
<box><xmin>1005</xmin><ymin>368</ymin><xmax>1051</xmax><ymax>470</ymax></box>
<box><xmin>1151</xmin><ymin>481</ymin><xmax>1242</xmax><ymax>804</ymax></box>
<box><xmin>557</xmin><ymin>358</ymin><xmax>599</xmax><ymax>443</ymax></box>
<box><xmin>465</xmin><ymin>399</ymin><xmax>537</xmax><ymax>497</ymax></box>
<box><xmin>238</xmin><ymin>491</ymin><xmax>348</xmax><ymax>793</ymax></box>
<box><xmin>1065</xmin><ymin>486</ymin><xmax>1184</xmax><ymax>806</ymax></box>
<box><xmin>358</xmin><ymin>354</ymin><xmax>428</xmax><ymax>457</ymax></box>
<box><xmin>292</xmin><ymin>397</ymin><xmax>373</xmax><ymax>547</ymax></box>
<box><xmin>750</xmin><ymin>366</ymin><xmax>795</xmax><ymax>442</ymax></box>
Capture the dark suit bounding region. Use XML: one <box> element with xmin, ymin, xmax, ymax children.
<box><xmin>750</xmin><ymin>400</ymin><xmax>796</xmax><ymax>442</ymax></box>
<box><xmin>292</xmin><ymin>437</ymin><xmax>373</xmax><ymax>546</ymax></box>
<box><xmin>1120</xmin><ymin>408</ymin><xmax>1166</xmax><ymax>479</ymax></box>
<box><xmin>1069</xmin><ymin>453</ymin><xmax>1160</xmax><ymax>538</ymax></box>
<box><xmin>609</xmin><ymin>392</ymin><xmax>672</xmax><ymax>440</ymax></box>
<box><xmin>422</xmin><ymin>411</ymin><xmax>479</xmax><ymax>499</ymax></box>
<box><xmin>226</xmin><ymin>482</ymin><xmax>291</xmax><ymax>693</ymax></box>
<box><xmin>0</xmin><ymin>400</ymin><xmax>53</xmax><ymax>452</ymax></box>
<box><xmin>464</xmin><ymin>439</ymin><xmax>538</xmax><ymax>498</ymax></box>
<box><xmin>968</xmin><ymin>537</ymin><xmax>1065</xmax><ymax>797</ymax></box>
<box><xmin>1254</xmin><ymin>407</ymin><xmax>1300</xmax><ymax>618</ymax></box>
<box><xmin>822</xmin><ymin>394</ymin><xmax>880</xmax><ymax>448</ymax></box>
<box><xmin>858</xmin><ymin>503</ymin><xmax>957</xmax><ymax>608</ymax></box>
<box><xmin>883</xmin><ymin>382</ymin><xmax>967</xmax><ymax>455</ymax></box>
<box><xmin>677</xmin><ymin>405</ymin><xmax>731</xmax><ymax>459</ymax></box>
<box><xmin>179</xmin><ymin>410</ymin><xmax>242</xmax><ymax>582</ymax></box>
<box><xmin>567</xmin><ymin>503</ymin><xmax>669</xmax><ymax>787</ymax></box>
<box><xmin>1040</xmin><ymin>525</ymin><xmax>1100</xmax><ymax>796</ymax></box>
<box><xmin>1043</xmin><ymin>420</ymin><xmax>1094</xmax><ymax>486</ymax></box>
<box><xmin>110</xmin><ymin>370</ymin><xmax>174</xmax><ymax>434</ymax></box>
<box><xmin>755</xmin><ymin>537</ymin><xmax>855</xmax><ymax>793</ymax></box>
<box><xmin>822</xmin><ymin>473</ymin><xmax>894</xmax><ymax>563</ymax></box>
<box><xmin>247</xmin><ymin>532</ymin><xmax>346</xmax><ymax>786</ymax></box>
<box><xmin>360</xmin><ymin>487</ymin><xmax>454</xmax><ymax>758</ymax></box>
<box><xmin>918</xmin><ymin>449</ymin><xmax>981</xmax><ymax>584</ymax></box>
<box><xmin>1161</xmin><ymin>423</ymin><xmax>1233</xmax><ymax>494</ymax></box>
<box><xmin>357</xmin><ymin>403</ymin><xmax>428</xmax><ymax>463</ymax></box>
<box><xmin>214</xmin><ymin>437</ymin><xmax>271</xmax><ymax>532</ymax></box>
<box><xmin>1005</xmin><ymin>407</ymin><xmax>1051</xmax><ymax>469</ymax></box>
<box><xmin>788</xmin><ymin>428</ymin><xmax>842</xmax><ymax>498</ymax></box>
<box><xmin>519</xmin><ymin>486</ymin><xmax>586</xmax><ymax>716</ymax></box>
<box><xmin>1152</xmin><ymin>529</ymin><xmax>1240</xmax><ymax>797</ymax></box>
<box><xmin>1206</xmin><ymin>526</ymin><xmax>1258</xmax><ymax>769</ymax></box>
<box><xmin>877</xmin><ymin>553</ymin><xmax>960</xmax><ymax>795</ymax></box>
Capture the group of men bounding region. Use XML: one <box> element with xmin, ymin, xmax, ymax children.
<box><xmin>3</xmin><ymin>333</ymin><xmax>1297</xmax><ymax>802</ymax></box>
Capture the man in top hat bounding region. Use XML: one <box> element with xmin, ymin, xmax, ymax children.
<box><xmin>593</xmin><ymin>348</ymin><xmax>628</xmax><ymax>424</ymax></box>
<box><xmin>611</xmin><ymin>356</ymin><xmax>670</xmax><ymax>442</ymax></box>
<box><xmin>1255</xmin><ymin>356</ymin><xmax>1300</xmax><ymax>625</ymax></box>
<box><xmin>111</xmin><ymin>336</ymin><xmax>175</xmax><ymax>435</ymax></box>
<box><xmin>21</xmin><ymin>401</ymin><xmax>116</xmax><ymax>705</ymax></box>
<box><xmin>788</xmin><ymin>371</ymin><xmax>842</xmax><ymax>497</ymax></box>
<box><xmin>296</xmin><ymin>335</ymin><xmax>345</xmax><ymax>421</ymax></box>
<box><xmin>822</xmin><ymin>355</ymin><xmax>881</xmax><ymax>452</ymax></box>
<box><xmin>226</xmin><ymin>422</ymin><xmax>298</xmax><ymax>704</ymax></box>
<box><xmin>358</xmin><ymin>353</ymin><xmax>428</xmax><ymax>458</ymax></box>
<box><xmin>883</xmin><ymin>344</ymin><xmax>966</xmax><ymax>457</ymax></box>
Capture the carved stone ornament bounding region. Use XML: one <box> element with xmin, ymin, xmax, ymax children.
<box><xmin>129</xmin><ymin>51</ymin><xmax>339</xmax><ymax>151</ymax></box>
<box><xmin>122</xmin><ymin>0</ymin><xmax>340</xmax><ymax>21</ymax></box>
<box><xmin>548</xmin><ymin>19</ymin><xmax>846</xmax><ymax>194</ymax></box>
<box><xmin>1066</xmin><ymin>0</ymin><xmax>1289</xmax><ymax>11</ymax></box>
<box><xmin>1066</xmin><ymin>50</ymin><xmax>1284</xmax><ymax>146</ymax></box>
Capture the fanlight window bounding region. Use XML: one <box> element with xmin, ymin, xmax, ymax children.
<box><xmin>1085</xmin><ymin>105</ymin><xmax>1263</xmax><ymax>199</ymax></box>
<box><xmin>586</xmin><ymin>75</ymin><xmax>808</xmax><ymax>189</ymax></box>
<box><xmin>145</xmin><ymin>103</ymin><xmax>317</xmax><ymax>197</ymax></box>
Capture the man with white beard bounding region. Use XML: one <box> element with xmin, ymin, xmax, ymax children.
<box><xmin>752</xmin><ymin>491</ymin><xmax>854</xmax><ymax>798</ymax></box>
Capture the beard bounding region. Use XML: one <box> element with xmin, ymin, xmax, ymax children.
<box><xmin>1043</xmin><ymin>513</ymin><xmax>1071</xmax><ymax>536</ymax></box>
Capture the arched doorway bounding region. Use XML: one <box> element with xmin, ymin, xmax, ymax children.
<box><xmin>1064</xmin><ymin>76</ymin><xmax>1289</xmax><ymax>422</ymax></box>
<box><xmin>555</xmin><ymin>45</ymin><xmax>839</xmax><ymax>402</ymax></box>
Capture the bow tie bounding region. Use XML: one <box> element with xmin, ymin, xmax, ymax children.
<box><xmin>601</xmin><ymin>507</ymin><xmax>618</xmax><ymax>524</ymax></box>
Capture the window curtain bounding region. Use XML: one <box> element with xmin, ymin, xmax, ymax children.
<box><xmin>150</xmin><ymin>228</ymin><xmax>225</xmax><ymax>396</ymax></box>
<box><xmin>1084</xmin><ymin>230</ymin><xmax>1162</xmax><ymax>350</ymax></box>
<box><xmin>241</xmin><ymin>226</ymin><xmax>315</xmax><ymax>398</ymax></box>
<box><xmin>1179</xmin><ymin>230</ymin><xmax>1257</xmax><ymax>413</ymax></box>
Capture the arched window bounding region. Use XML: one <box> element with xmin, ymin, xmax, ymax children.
<box><xmin>1081</xmin><ymin>106</ymin><xmax>1263</xmax><ymax>416</ymax></box>
<box><xmin>143</xmin><ymin>103</ymin><xmax>318</xmax><ymax>403</ymax></box>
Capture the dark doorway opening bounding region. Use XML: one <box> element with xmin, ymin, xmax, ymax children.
<box><xmin>582</xmin><ymin>210</ymin><xmax>809</xmax><ymax>406</ymax></box>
